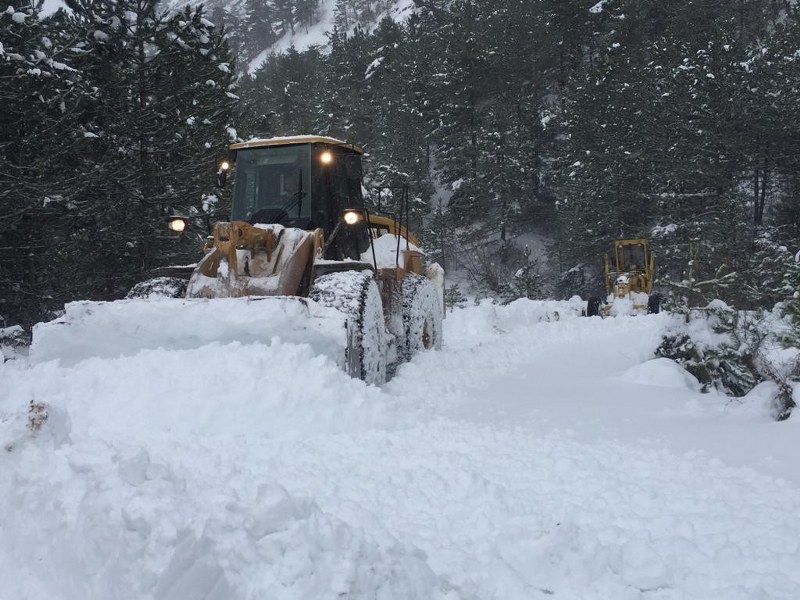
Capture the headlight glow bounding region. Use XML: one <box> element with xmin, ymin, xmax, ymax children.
<box><xmin>343</xmin><ymin>210</ymin><xmax>362</xmax><ymax>226</ymax></box>
<box><xmin>168</xmin><ymin>218</ymin><xmax>187</xmax><ymax>232</ymax></box>
<box><xmin>220</xmin><ymin>160</ymin><xmax>231</xmax><ymax>171</ymax></box>
<box><xmin>320</xmin><ymin>150</ymin><xmax>333</xmax><ymax>165</ymax></box>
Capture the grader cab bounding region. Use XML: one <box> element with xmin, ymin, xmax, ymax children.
<box><xmin>586</xmin><ymin>238</ymin><xmax>660</xmax><ymax>317</ymax></box>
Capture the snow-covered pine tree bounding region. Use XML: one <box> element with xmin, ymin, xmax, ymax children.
<box><xmin>0</xmin><ymin>1</ymin><xmax>83</xmax><ymax>326</ymax></box>
<box><xmin>779</xmin><ymin>251</ymin><xmax>800</xmax><ymax>346</ymax></box>
<box><xmin>55</xmin><ymin>0</ymin><xmax>237</xmax><ymax>301</ymax></box>
<box><xmin>241</xmin><ymin>0</ymin><xmax>278</xmax><ymax>62</ymax></box>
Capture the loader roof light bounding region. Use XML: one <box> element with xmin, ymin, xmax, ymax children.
<box><xmin>216</xmin><ymin>158</ymin><xmax>231</xmax><ymax>188</ymax></box>
<box><xmin>343</xmin><ymin>209</ymin><xmax>364</xmax><ymax>226</ymax></box>
<box><xmin>319</xmin><ymin>150</ymin><xmax>333</xmax><ymax>165</ymax></box>
<box><xmin>168</xmin><ymin>217</ymin><xmax>187</xmax><ymax>233</ymax></box>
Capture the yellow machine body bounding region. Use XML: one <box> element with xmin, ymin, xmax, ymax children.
<box><xmin>587</xmin><ymin>238</ymin><xmax>659</xmax><ymax>317</ymax></box>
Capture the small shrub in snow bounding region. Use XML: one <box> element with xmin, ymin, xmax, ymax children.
<box><xmin>443</xmin><ymin>284</ymin><xmax>467</xmax><ymax>310</ymax></box>
<box><xmin>773</xmin><ymin>256</ymin><xmax>800</xmax><ymax>418</ymax></box>
<box><xmin>0</xmin><ymin>325</ymin><xmax>29</xmax><ymax>362</ymax></box>
<box><xmin>656</xmin><ymin>301</ymin><xmax>797</xmax><ymax>420</ymax></box>
<box><xmin>661</xmin><ymin>266</ymin><xmax>739</xmax><ymax>309</ymax></box>
<box><xmin>462</xmin><ymin>240</ymin><xmax>547</xmax><ymax>300</ymax></box>
<box><xmin>499</xmin><ymin>260</ymin><xmax>546</xmax><ymax>304</ymax></box>
<box><xmin>777</xmin><ymin>255</ymin><xmax>800</xmax><ymax>348</ymax></box>
<box><xmin>656</xmin><ymin>305</ymin><xmax>760</xmax><ymax>397</ymax></box>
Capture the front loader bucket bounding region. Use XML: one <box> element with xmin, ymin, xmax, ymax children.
<box><xmin>30</xmin><ymin>297</ymin><xmax>348</xmax><ymax>368</ymax></box>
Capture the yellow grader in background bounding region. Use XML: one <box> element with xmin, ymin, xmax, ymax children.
<box><xmin>586</xmin><ymin>238</ymin><xmax>661</xmax><ymax>317</ymax></box>
<box><xmin>32</xmin><ymin>136</ymin><xmax>443</xmax><ymax>384</ymax></box>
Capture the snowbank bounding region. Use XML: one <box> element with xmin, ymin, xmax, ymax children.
<box><xmin>3</xmin><ymin>299</ymin><xmax>800</xmax><ymax>599</ymax></box>
<box><xmin>30</xmin><ymin>297</ymin><xmax>348</xmax><ymax>367</ymax></box>
<box><xmin>618</xmin><ymin>357</ymin><xmax>702</xmax><ymax>391</ymax></box>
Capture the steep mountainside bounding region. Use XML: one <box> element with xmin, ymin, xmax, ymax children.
<box><xmin>181</xmin><ymin>0</ymin><xmax>418</xmax><ymax>73</ymax></box>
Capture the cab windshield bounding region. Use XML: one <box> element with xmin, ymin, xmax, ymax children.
<box><xmin>230</xmin><ymin>145</ymin><xmax>312</xmax><ymax>225</ymax></box>
<box><xmin>619</xmin><ymin>244</ymin><xmax>645</xmax><ymax>271</ymax></box>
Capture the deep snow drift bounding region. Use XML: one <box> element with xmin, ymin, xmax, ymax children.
<box><xmin>1</xmin><ymin>300</ymin><xmax>799</xmax><ymax>599</ymax></box>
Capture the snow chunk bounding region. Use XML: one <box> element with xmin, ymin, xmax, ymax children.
<box><xmin>364</xmin><ymin>57</ymin><xmax>384</xmax><ymax>80</ymax></box>
<box><xmin>11</xmin><ymin>11</ymin><xmax>26</xmax><ymax>23</ymax></box>
<box><xmin>726</xmin><ymin>381</ymin><xmax>782</xmax><ymax>419</ymax></box>
<box><xmin>360</xmin><ymin>233</ymin><xmax>421</xmax><ymax>269</ymax></box>
<box><xmin>589</xmin><ymin>0</ymin><xmax>608</xmax><ymax>14</ymax></box>
<box><xmin>651</xmin><ymin>223</ymin><xmax>678</xmax><ymax>236</ymax></box>
<box><xmin>705</xmin><ymin>298</ymin><xmax>730</xmax><ymax>311</ymax></box>
<box><xmin>618</xmin><ymin>358</ymin><xmax>702</xmax><ymax>391</ymax></box>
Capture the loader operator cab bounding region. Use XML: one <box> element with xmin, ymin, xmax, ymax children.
<box><xmin>227</xmin><ymin>137</ymin><xmax>365</xmax><ymax>233</ymax></box>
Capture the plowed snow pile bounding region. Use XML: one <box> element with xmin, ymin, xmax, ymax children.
<box><xmin>2</xmin><ymin>299</ymin><xmax>799</xmax><ymax>600</ymax></box>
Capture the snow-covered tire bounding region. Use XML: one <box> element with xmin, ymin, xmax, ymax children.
<box><xmin>310</xmin><ymin>270</ymin><xmax>387</xmax><ymax>385</ymax></box>
<box><xmin>647</xmin><ymin>293</ymin><xmax>662</xmax><ymax>314</ymax></box>
<box><xmin>400</xmin><ymin>273</ymin><xmax>443</xmax><ymax>362</ymax></box>
<box><xmin>126</xmin><ymin>277</ymin><xmax>188</xmax><ymax>300</ymax></box>
<box><xmin>586</xmin><ymin>296</ymin><xmax>602</xmax><ymax>317</ymax></box>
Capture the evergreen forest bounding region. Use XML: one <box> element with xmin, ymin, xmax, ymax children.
<box><xmin>2</xmin><ymin>0</ymin><xmax>800</xmax><ymax>328</ymax></box>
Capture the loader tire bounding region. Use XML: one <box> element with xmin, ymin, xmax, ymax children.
<box><xmin>310</xmin><ymin>271</ymin><xmax>387</xmax><ymax>385</ymax></box>
<box><xmin>400</xmin><ymin>273</ymin><xmax>443</xmax><ymax>362</ymax></box>
<box><xmin>586</xmin><ymin>296</ymin><xmax>602</xmax><ymax>317</ymax></box>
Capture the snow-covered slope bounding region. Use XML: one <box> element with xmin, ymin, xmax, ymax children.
<box><xmin>246</xmin><ymin>0</ymin><xmax>417</xmax><ymax>73</ymax></box>
<box><xmin>247</xmin><ymin>0</ymin><xmax>417</xmax><ymax>73</ymax></box>
<box><xmin>2</xmin><ymin>301</ymin><xmax>799</xmax><ymax>599</ymax></box>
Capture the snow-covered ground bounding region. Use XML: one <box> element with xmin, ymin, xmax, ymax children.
<box><xmin>1</xmin><ymin>300</ymin><xmax>799</xmax><ymax>599</ymax></box>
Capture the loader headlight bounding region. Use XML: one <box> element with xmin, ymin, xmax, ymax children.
<box><xmin>220</xmin><ymin>160</ymin><xmax>230</xmax><ymax>171</ymax></box>
<box><xmin>342</xmin><ymin>209</ymin><xmax>364</xmax><ymax>226</ymax></box>
<box><xmin>168</xmin><ymin>217</ymin><xmax>187</xmax><ymax>232</ymax></box>
<box><xmin>320</xmin><ymin>150</ymin><xmax>333</xmax><ymax>165</ymax></box>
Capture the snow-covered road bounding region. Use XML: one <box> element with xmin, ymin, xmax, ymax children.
<box><xmin>1</xmin><ymin>300</ymin><xmax>799</xmax><ymax>599</ymax></box>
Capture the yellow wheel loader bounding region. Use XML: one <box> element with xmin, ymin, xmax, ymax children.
<box><xmin>31</xmin><ymin>136</ymin><xmax>444</xmax><ymax>384</ymax></box>
<box><xmin>586</xmin><ymin>238</ymin><xmax>661</xmax><ymax>317</ymax></box>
